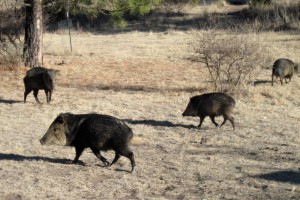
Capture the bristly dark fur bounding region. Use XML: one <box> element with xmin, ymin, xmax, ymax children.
<box><xmin>272</xmin><ymin>58</ymin><xmax>296</xmax><ymax>86</ymax></box>
<box><xmin>182</xmin><ymin>92</ymin><xmax>236</xmax><ymax>130</ymax></box>
<box><xmin>40</xmin><ymin>113</ymin><xmax>136</xmax><ymax>172</ymax></box>
<box><xmin>23</xmin><ymin>67</ymin><xmax>58</xmax><ymax>103</ymax></box>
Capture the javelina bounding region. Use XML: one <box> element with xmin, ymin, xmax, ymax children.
<box><xmin>40</xmin><ymin>113</ymin><xmax>136</xmax><ymax>172</ymax></box>
<box><xmin>23</xmin><ymin>67</ymin><xmax>59</xmax><ymax>103</ymax></box>
<box><xmin>272</xmin><ymin>58</ymin><xmax>297</xmax><ymax>86</ymax></box>
<box><xmin>182</xmin><ymin>93</ymin><xmax>236</xmax><ymax>130</ymax></box>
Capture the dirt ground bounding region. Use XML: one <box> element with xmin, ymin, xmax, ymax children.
<box><xmin>0</xmin><ymin>5</ymin><xmax>300</xmax><ymax>200</ymax></box>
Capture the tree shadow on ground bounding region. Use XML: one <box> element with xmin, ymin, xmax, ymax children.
<box><xmin>123</xmin><ymin>119</ymin><xmax>195</xmax><ymax>129</ymax></box>
<box><xmin>60</xmin><ymin>82</ymin><xmax>202</xmax><ymax>93</ymax></box>
<box><xmin>0</xmin><ymin>153</ymin><xmax>74</xmax><ymax>164</ymax></box>
<box><xmin>52</xmin><ymin>6</ymin><xmax>249</xmax><ymax>34</ymax></box>
<box><xmin>256</xmin><ymin>170</ymin><xmax>300</xmax><ymax>185</ymax></box>
<box><xmin>0</xmin><ymin>99</ymin><xmax>23</xmax><ymax>104</ymax></box>
<box><xmin>48</xmin><ymin>3</ymin><xmax>300</xmax><ymax>34</ymax></box>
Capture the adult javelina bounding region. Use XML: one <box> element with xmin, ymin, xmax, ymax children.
<box><xmin>23</xmin><ymin>67</ymin><xmax>59</xmax><ymax>103</ymax></box>
<box><xmin>40</xmin><ymin>113</ymin><xmax>136</xmax><ymax>172</ymax></box>
<box><xmin>182</xmin><ymin>93</ymin><xmax>236</xmax><ymax>130</ymax></box>
<box><xmin>272</xmin><ymin>58</ymin><xmax>297</xmax><ymax>86</ymax></box>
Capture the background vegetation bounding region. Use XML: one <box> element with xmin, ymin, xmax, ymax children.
<box><xmin>1</xmin><ymin>0</ymin><xmax>299</xmax><ymax>93</ymax></box>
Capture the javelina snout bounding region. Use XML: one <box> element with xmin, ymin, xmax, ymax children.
<box><xmin>272</xmin><ymin>58</ymin><xmax>296</xmax><ymax>86</ymax></box>
<box><xmin>24</xmin><ymin>67</ymin><xmax>59</xmax><ymax>103</ymax></box>
<box><xmin>183</xmin><ymin>93</ymin><xmax>236</xmax><ymax>130</ymax></box>
<box><xmin>40</xmin><ymin>113</ymin><xmax>136</xmax><ymax>172</ymax></box>
<box><xmin>182</xmin><ymin>102</ymin><xmax>197</xmax><ymax>117</ymax></box>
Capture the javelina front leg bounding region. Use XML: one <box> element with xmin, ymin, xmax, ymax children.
<box><xmin>33</xmin><ymin>89</ymin><xmax>41</xmax><ymax>103</ymax></box>
<box><xmin>197</xmin><ymin>116</ymin><xmax>205</xmax><ymax>129</ymax></box>
<box><xmin>72</xmin><ymin>146</ymin><xmax>84</xmax><ymax>164</ymax></box>
<box><xmin>209</xmin><ymin>116</ymin><xmax>219</xmax><ymax>127</ymax></box>
<box><xmin>24</xmin><ymin>89</ymin><xmax>32</xmax><ymax>103</ymax></box>
<box><xmin>91</xmin><ymin>148</ymin><xmax>110</xmax><ymax>166</ymax></box>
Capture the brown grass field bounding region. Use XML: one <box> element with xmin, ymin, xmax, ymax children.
<box><xmin>0</xmin><ymin>4</ymin><xmax>300</xmax><ymax>200</ymax></box>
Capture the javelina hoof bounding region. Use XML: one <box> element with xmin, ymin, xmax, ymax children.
<box><xmin>103</xmin><ymin>160</ymin><xmax>110</xmax><ymax>166</ymax></box>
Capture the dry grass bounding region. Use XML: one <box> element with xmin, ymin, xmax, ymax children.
<box><xmin>0</xmin><ymin>5</ymin><xmax>300</xmax><ymax>200</ymax></box>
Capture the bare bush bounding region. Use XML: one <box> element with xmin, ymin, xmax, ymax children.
<box><xmin>191</xmin><ymin>30</ymin><xmax>269</xmax><ymax>94</ymax></box>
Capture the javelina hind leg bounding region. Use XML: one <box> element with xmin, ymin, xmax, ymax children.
<box><xmin>197</xmin><ymin>116</ymin><xmax>205</xmax><ymax>129</ymax></box>
<box><xmin>24</xmin><ymin>89</ymin><xmax>32</xmax><ymax>103</ymax></box>
<box><xmin>91</xmin><ymin>148</ymin><xmax>110</xmax><ymax>166</ymax></box>
<box><xmin>33</xmin><ymin>89</ymin><xmax>41</xmax><ymax>103</ymax></box>
<box><xmin>48</xmin><ymin>90</ymin><xmax>52</xmax><ymax>102</ymax></box>
<box><xmin>123</xmin><ymin>150</ymin><xmax>135</xmax><ymax>172</ymax></box>
<box><xmin>72</xmin><ymin>146</ymin><xmax>85</xmax><ymax>164</ymax></box>
<box><xmin>220</xmin><ymin>115</ymin><xmax>235</xmax><ymax>131</ymax></box>
<box><xmin>112</xmin><ymin>148</ymin><xmax>135</xmax><ymax>172</ymax></box>
<box><xmin>44</xmin><ymin>89</ymin><xmax>50</xmax><ymax>103</ymax></box>
<box><xmin>209</xmin><ymin>116</ymin><xmax>219</xmax><ymax>127</ymax></box>
<box><xmin>110</xmin><ymin>152</ymin><xmax>120</xmax><ymax>166</ymax></box>
<box><xmin>280</xmin><ymin>77</ymin><xmax>284</xmax><ymax>85</ymax></box>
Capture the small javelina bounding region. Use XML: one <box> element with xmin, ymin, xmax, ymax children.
<box><xmin>40</xmin><ymin>113</ymin><xmax>136</xmax><ymax>172</ymax></box>
<box><xmin>23</xmin><ymin>67</ymin><xmax>59</xmax><ymax>103</ymax></box>
<box><xmin>272</xmin><ymin>58</ymin><xmax>298</xmax><ymax>86</ymax></box>
<box><xmin>182</xmin><ymin>93</ymin><xmax>236</xmax><ymax>130</ymax></box>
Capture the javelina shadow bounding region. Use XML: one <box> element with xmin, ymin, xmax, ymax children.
<box><xmin>114</xmin><ymin>168</ymin><xmax>133</xmax><ymax>173</ymax></box>
<box><xmin>256</xmin><ymin>170</ymin><xmax>300</xmax><ymax>184</ymax></box>
<box><xmin>253</xmin><ymin>80</ymin><xmax>272</xmax><ymax>86</ymax></box>
<box><xmin>0</xmin><ymin>99</ymin><xmax>23</xmax><ymax>104</ymax></box>
<box><xmin>0</xmin><ymin>153</ymin><xmax>73</xmax><ymax>164</ymax></box>
<box><xmin>123</xmin><ymin>119</ymin><xmax>195</xmax><ymax>129</ymax></box>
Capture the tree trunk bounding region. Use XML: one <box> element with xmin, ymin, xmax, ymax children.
<box><xmin>23</xmin><ymin>0</ymin><xmax>43</xmax><ymax>68</ymax></box>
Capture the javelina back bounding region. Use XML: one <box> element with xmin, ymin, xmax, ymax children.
<box><xmin>40</xmin><ymin>113</ymin><xmax>136</xmax><ymax>172</ymax></box>
<box><xmin>182</xmin><ymin>93</ymin><xmax>236</xmax><ymax>130</ymax></box>
<box><xmin>272</xmin><ymin>58</ymin><xmax>297</xmax><ymax>86</ymax></box>
<box><xmin>23</xmin><ymin>67</ymin><xmax>59</xmax><ymax>103</ymax></box>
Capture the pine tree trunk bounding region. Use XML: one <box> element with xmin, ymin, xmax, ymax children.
<box><xmin>23</xmin><ymin>0</ymin><xmax>43</xmax><ymax>68</ymax></box>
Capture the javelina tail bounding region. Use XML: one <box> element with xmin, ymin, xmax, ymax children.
<box><xmin>43</xmin><ymin>72</ymin><xmax>54</xmax><ymax>90</ymax></box>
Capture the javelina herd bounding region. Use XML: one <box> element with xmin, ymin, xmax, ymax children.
<box><xmin>272</xmin><ymin>58</ymin><xmax>298</xmax><ymax>86</ymax></box>
<box><xmin>17</xmin><ymin>57</ymin><xmax>297</xmax><ymax>172</ymax></box>
<box><xmin>40</xmin><ymin>113</ymin><xmax>135</xmax><ymax>172</ymax></box>
<box><xmin>23</xmin><ymin>67</ymin><xmax>59</xmax><ymax>103</ymax></box>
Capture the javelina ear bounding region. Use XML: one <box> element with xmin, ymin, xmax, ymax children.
<box><xmin>56</xmin><ymin>113</ymin><xmax>68</xmax><ymax>124</ymax></box>
<box><xmin>56</xmin><ymin>116</ymin><xmax>64</xmax><ymax>124</ymax></box>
